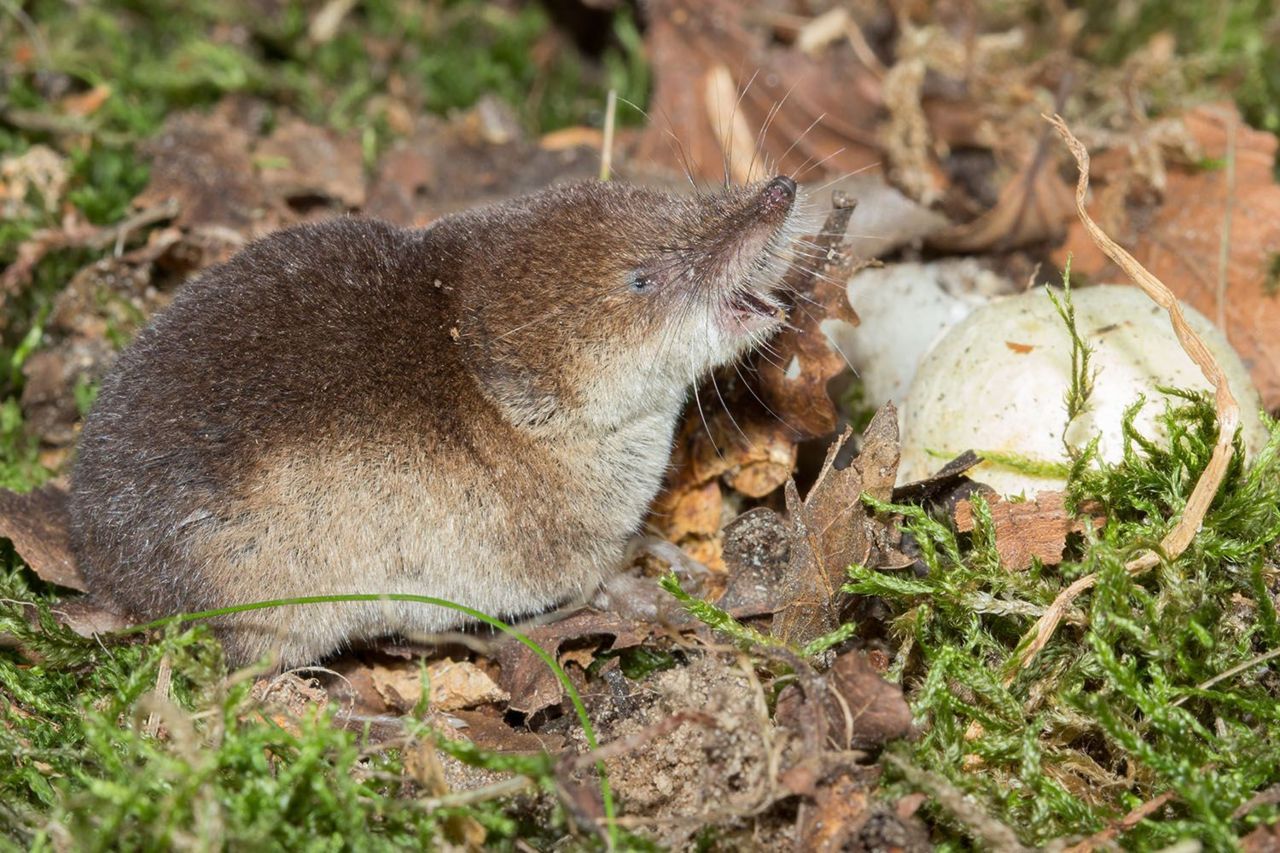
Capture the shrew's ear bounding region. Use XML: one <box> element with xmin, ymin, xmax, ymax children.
<box><xmin>476</xmin><ymin>362</ymin><xmax>561</xmax><ymax>428</ymax></box>
<box><xmin>467</xmin><ymin>327</ymin><xmax>565</xmax><ymax>429</ymax></box>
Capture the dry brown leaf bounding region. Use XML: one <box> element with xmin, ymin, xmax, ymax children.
<box><xmin>254</xmin><ymin>117</ymin><xmax>365</xmax><ymax>209</ymax></box>
<box><xmin>773</xmin><ymin>478</ymin><xmax>838</xmax><ymax>645</ymax></box>
<box><xmin>364</xmin><ymin>143</ymin><xmax>438</xmax><ymax>226</ymax></box>
<box><xmin>1056</xmin><ymin>103</ymin><xmax>1280</xmax><ymax>410</ymax></box>
<box><xmin>369</xmin><ymin>658</ymin><xmax>508</xmax><ymax>713</ymax></box>
<box><xmin>494</xmin><ymin>608</ymin><xmax>653</xmax><ymax>715</ymax></box>
<box><xmin>135</xmin><ymin>111</ymin><xmax>266</xmax><ymax>231</ymax></box>
<box><xmin>892</xmin><ymin>450</ymin><xmax>982</xmax><ymax>504</ymax></box>
<box><xmin>826</xmin><ymin>648</ymin><xmax>913</xmax><ymax>749</ymax></box>
<box><xmin>659</xmin><ymin>477</ymin><xmax>723</xmax><ymax>541</ymax></box>
<box><xmin>539</xmin><ymin>126</ymin><xmax>603</xmax><ymax>152</ymax></box>
<box><xmin>776</xmin><ymin>649</ymin><xmax>913</xmax><ymax>751</ymax></box>
<box><xmin>364</xmin><ymin>109</ymin><xmax>598</xmax><ymax>227</ymax></box>
<box><xmin>322</xmin><ymin>656</ymin><xmax>391</xmax><ymax>716</ymax></box>
<box><xmin>675</xmin><ymin>535</ymin><xmax>724</xmax><ymax>574</ymax></box>
<box><xmin>20</xmin><ymin>344</ymin><xmax>105</xmax><ymax>449</ymax></box>
<box><xmin>424</xmin><ymin>659</ymin><xmax>508</xmax><ymax>711</ymax></box>
<box><xmin>772</xmin><ymin>405</ymin><xmax>899</xmax><ymax>647</ymax></box>
<box><xmin>671</xmin><ymin>392</ymin><xmax>796</xmax><ymax>491</ymax></box>
<box><xmin>447</xmin><ymin>708</ymin><xmax>566</xmax><ymax>755</ymax></box>
<box><xmin>1240</xmin><ymin>822</ymin><xmax>1280</xmax><ymax>853</ymax></box>
<box><xmin>49</xmin><ymin>598</ymin><xmax>131</xmax><ymax>637</ymax></box>
<box><xmin>0</xmin><ymin>480</ymin><xmax>85</xmax><ymax>591</ymax></box>
<box><xmin>60</xmin><ymin>85</ymin><xmax>111</xmax><ymax>118</ymax></box>
<box><xmin>954</xmin><ymin>490</ymin><xmax>1099</xmax><ymax>571</ymax></box>
<box><xmin>1</xmin><ymin>596</ymin><xmax>131</xmax><ymax>657</ymax></box>
<box><xmin>929</xmin><ymin>139</ymin><xmax>1076</xmax><ymax>252</ymax></box>
<box><xmin>651</xmin><ymin>392</ymin><xmax>798</xmax><ymax>566</ymax></box>
<box><xmin>21</xmin><ymin>255</ymin><xmax>174</xmax><ymax>449</ymax></box>
<box><xmin>718</xmin><ymin>417</ymin><xmax>797</xmax><ymax>498</ymax></box>
<box><xmin>633</xmin><ymin>0</ymin><xmax>881</xmax><ymax>182</ymax></box>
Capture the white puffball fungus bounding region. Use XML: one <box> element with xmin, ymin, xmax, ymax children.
<box><xmin>897</xmin><ymin>284</ymin><xmax>1268</xmax><ymax>497</ymax></box>
<box><xmin>831</xmin><ymin>259</ymin><xmax>1012</xmax><ymax>408</ymax></box>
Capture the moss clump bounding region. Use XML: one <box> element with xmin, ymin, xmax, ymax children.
<box><xmin>0</xmin><ymin>565</ymin><xmax>611</xmax><ymax>849</ymax></box>
<box><xmin>850</xmin><ymin>398</ymin><xmax>1280</xmax><ymax>848</ymax></box>
<box><xmin>1079</xmin><ymin>0</ymin><xmax>1280</xmax><ymax>134</ymax></box>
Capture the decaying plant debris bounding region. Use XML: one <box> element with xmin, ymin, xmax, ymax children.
<box><xmin>2</xmin><ymin>1</ymin><xmax>1280</xmax><ymax>849</ymax></box>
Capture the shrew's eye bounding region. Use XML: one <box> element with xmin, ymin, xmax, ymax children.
<box><xmin>629</xmin><ymin>273</ymin><xmax>655</xmax><ymax>294</ymax></box>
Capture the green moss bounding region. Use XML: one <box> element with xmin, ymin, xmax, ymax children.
<box><xmin>67</xmin><ymin>144</ymin><xmax>151</xmax><ymax>226</ymax></box>
<box><xmin>850</xmin><ymin>398</ymin><xmax>1280</xmax><ymax>848</ymax></box>
<box><xmin>1079</xmin><ymin>0</ymin><xmax>1280</xmax><ymax>133</ymax></box>
<box><xmin>0</xmin><ymin>567</ymin><xmax>617</xmax><ymax>849</ymax></box>
<box><xmin>0</xmin><ymin>399</ymin><xmax>48</xmax><ymax>492</ymax></box>
<box><xmin>10</xmin><ymin>0</ymin><xmax>646</xmax><ymax>138</ymax></box>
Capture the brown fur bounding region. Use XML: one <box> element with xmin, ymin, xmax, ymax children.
<box><xmin>69</xmin><ymin>177</ymin><xmax>800</xmax><ymax>667</ymax></box>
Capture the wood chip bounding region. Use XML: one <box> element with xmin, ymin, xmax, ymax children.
<box><xmin>954</xmin><ymin>490</ymin><xmax>1099</xmax><ymax>571</ymax></box>
<box><xmin>369</xmin><ymin>657</ymin><xmax>509</xmax><ymax>713</ymax></box>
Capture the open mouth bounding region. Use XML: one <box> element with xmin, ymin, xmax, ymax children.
<box><xmin>723</xmin><ymin>231</ymin><xmax>791</xmax><ymax>330</ymax></box>
<box><xmin>718</xmin><ymin>175</ymin><xmax>799</xmax><ymax>333</ymax></box>
<box><xmin>728</xmin><ymin>286</ymin><xmax>781</xmax><ymax>321</ymax></box>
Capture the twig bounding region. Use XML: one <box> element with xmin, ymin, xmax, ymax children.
<box><xmin>1232</xmin><ymin>783</ymin><xmax>1280</xmax><ymax>820</ymax></box>
<box><xmin>0</xmin><ymin>199</ymin><xmax>180</xmax><ymax>323</ymax></box>
<box><xmin>308</xmin><ymin>0</ymin><xmax>358</xmax><ymax>44</ymax></box>
<box><xmin>884</xmin><ymin>753</ymin><xmax>1031</xmax><ymax>853</ymax></box>
<box><xmin>599</xmin><ymin>89</ymin><xmax>617</xmax><ymax>182</ymax></box>
<box><xmin>1058</xmin><ymin>791</ymin><xmax>1175</xmax><ymax>851</ymax></box>
<box><xmin>844</xmin><ymin>15</ymin><xmax>888</xmax><ymax>78</ymax></box>
<box><xmin>143</xmin><ymin>654</ymin><xmax>174</xmax><ymax>738</ymax></box>
<box><xmin>1011</xmin><ymin>116</ymin><xmax>1241</xmax><ymax>677</ymax></box>
<box><xmin>417</xmin><ymin>775</ymin><xmax>532</xmax><ymax>810</ymax></box>
<box><xmin>1173</xmin><ymin>646</ymin><xmax>1280</xmax><ymax>707</ymax></box>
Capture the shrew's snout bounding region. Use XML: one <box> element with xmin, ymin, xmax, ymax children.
<box><xmin>759</xmin><ymin>175</ymin><xmax>797</xmax><ymax>216</ymax></box>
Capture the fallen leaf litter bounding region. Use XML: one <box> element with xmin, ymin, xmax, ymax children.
<box><xmin>1</xmin><ymin>3</ymin><xmax>1277</xmax><ymax>849</ymax></box>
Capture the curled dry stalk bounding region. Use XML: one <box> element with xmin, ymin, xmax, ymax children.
<box><xmin>1010</xmin><ymin>115</ymin><xmax>1242</xmax><ymax>679</ymax></box>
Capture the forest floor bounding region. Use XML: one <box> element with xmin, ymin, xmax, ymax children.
<box><xmin>2</xmin><ymin>1</ymin><xmax>1279</xmax><ymax>849</ymax></box>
